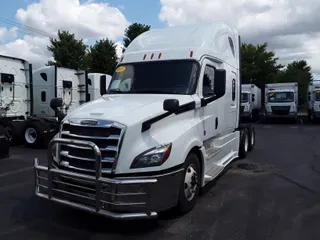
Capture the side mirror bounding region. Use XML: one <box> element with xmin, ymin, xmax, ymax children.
<box><xmin>100</xmin><ymin>75</ymin><xmax>107</xmax><ymax>96</ymax></box>
<box><xmin>252</xmin><ymin>94</ymin><xmax>255</xmax><ymax>102</ymax></box>
<box><xmin>163</xmin><ymin>99</ymin><xmax>179</xmax><ymax>112</ymax></box>
<box><xmin>214</xmin><ymin>69</ymin><xmax>226</xmax><ymax>98</ymax></box>
<box><xmin>50</xmin><ymin>98</ymin><xmax>63</xmax><ymax>110</ymax></box>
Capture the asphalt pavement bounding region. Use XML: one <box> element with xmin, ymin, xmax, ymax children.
<box><xmin>1</xmin><ymin>123</ymin><xmax>320</xmax><ymax>240</ymax></box>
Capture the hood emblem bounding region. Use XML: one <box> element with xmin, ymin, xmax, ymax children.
<box><xmin>80</xmin><ymin>120</ymin><xmax>98</xmax><ymax>126</ymax></box>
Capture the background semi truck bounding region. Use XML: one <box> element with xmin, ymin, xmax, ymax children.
<box><xmin>0</xmin><ymin>55</ymin><xmax>110</xmax><ymax>148</ymax></box>
<box><xmin>241</xmin><ymin>84</ymin><xmax>261</xmax><ymax>121</ymax></box>
<box><xmin>307</xmin><ymin>80</ymin><xmax>320</xmax><ymax>122</ymax></box>
<box><xmin>265</xmin><ymin>82</ymin><xmax>298</xmax><ymax>122</ymax></box>
<box><xmin>34</xmin><ymin>21</ymin><xmax>256</xmax><ymax>220</ymax></box>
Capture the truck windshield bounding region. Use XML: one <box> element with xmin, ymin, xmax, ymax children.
<box><xmin>108</xmin><ymin>60</ymin><xmax>199</xmax><ymax>95</ymax></box>
<box><xmin>267</xmin><ymin>92</ymin><xmax>294</xmax><ymax>102</ymax></box>
<box><xmin>315</xmin><ymin>92</ymin><xmax>320</xmax><ymax>101</ymax></box>
<box><xmin>241</xmin><ymin>93</ymin><xmax>249</xmax><ymax>102</ymax></box>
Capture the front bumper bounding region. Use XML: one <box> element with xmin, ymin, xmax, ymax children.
<box><xmin>311</xmin><ymin>110</ymin><xmax>320</xmax><ymax>118</ymax></box>
<box><xmin>34</xmin><ymin>138</ymin><xmax>183</xmax><ymax>220</ymax></box>
<box><xmin>266</xmin><ymin>112</ymin><xmax>296</xmax><ymax>118</ymax></box>
<box><xmin>241</xmin><ymin>111</ymin><xmax>251</xmax><ymax>117</ymax></box>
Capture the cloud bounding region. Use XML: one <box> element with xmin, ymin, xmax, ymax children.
<box><xmin>159</xmin><ymin>0</ymin><xmax>320</xmax><ymax>76</ymax></box>
<box><xmin>0</xmin><ymin>27</ymin><xmax>18</xmax><ymax>42</ymax></box>
<box><xmin>0</xmin><ymin>0</ymin><xmax>129</xmax><ymax>69</ymax></box>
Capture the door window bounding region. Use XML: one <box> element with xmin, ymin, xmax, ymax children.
<box><xmin>202</xmin><ymin>66</ymin><xmax>215</xmax><ymax>97</ymax></box>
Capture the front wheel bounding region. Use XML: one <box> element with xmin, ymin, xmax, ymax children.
<box><xmin>176</xmin><ymin>153</ymin><xmax>201</xmax><ymax>214</ymax></box>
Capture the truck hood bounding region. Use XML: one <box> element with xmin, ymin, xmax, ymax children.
<box><xmin>63</xmin><ymin>94</ymin><xmax>194</xmax><ymax>126</ymax></box>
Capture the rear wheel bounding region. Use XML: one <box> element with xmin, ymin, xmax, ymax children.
<box><xmin>248</xmin><ymin>127</ymin><xmax>255</xmax><ymax>151</ymax></box>
<box><xmin>23</xmin><ymin>121</ymin><xmax>47</xmax><ymax>148</ymax></box>
<box><xmin>239</xmin><ymin>128</ymin><xmax>249</xmax><ymax>159</ymax></box>
<box><xmin>176</xmin><ymin>153</ymin><xmax>200</xmax><ymax>214</ymax></box>
<box><xmin>2</xmin><ymin>121</ymin><xmax>23</xmax><ymax>145</ymax></box>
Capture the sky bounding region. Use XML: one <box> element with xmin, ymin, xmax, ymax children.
<box><xmin>0</xmin><ymin>0</ymin><xmax>320</xmax><ymax>79</ymax></box>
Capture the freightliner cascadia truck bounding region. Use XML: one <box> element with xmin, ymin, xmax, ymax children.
<box><xmin>34</xmin><ymin>21</ymin><xmax>256</xmax><ymax>220</ymax></box>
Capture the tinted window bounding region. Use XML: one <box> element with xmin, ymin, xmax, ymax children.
<box><xmin>40</xmin><ymin>73</ymin><xmax>47</xmax><ymax>81</ymax></box>
<box><xmin>41</xmin><ymin>91</ymin><xmax>46</xmax><ymax>102</ymax></box>
<box><xmin>228</xmin><ymin>37</ymin><xmax>235</xmax><ymax>56</ymax></box>
<box><xmin>108</xmin><ymin>60</ymin><xmax>199</xmax><ymax>95</ymax></box>
<box><xmin>202</xmin><ymin>65</ymin><xmax>215</xmax><ymax>97</ymax></box>
<box><xmin>241</xmin><ymin>92</ymin><xmax>249</xmax><ymax>102</ymax></box>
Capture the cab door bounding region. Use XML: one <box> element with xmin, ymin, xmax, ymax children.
<box><xmin>198</xmin><ymin>59</ymin><xmax>226</xmax><ymax>171</ymax></box>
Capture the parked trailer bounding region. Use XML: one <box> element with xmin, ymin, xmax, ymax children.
<box><xmin>265</xmin><ymin>82</ymin><xmax>298</xmax><ymax>122</ymax></box>
<box><xmin>34</xmin><ymin>21</ymin><xmax>256</xmax><ymax>220</ymax></box>
<box><xmin>307</xmin><ymin>80</ymin><xmax>320</xmax><ymax>122</ymax></box>
<box><xmin>241</xmin><ymin>84</ymin><xmax>261</xmax><ymax>120</ymax></box>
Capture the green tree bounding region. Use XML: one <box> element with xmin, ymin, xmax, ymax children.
<box><xmin>123</xmin><ymin>23</ymin><xmax>151</xmax><ymax>52</ymax></box>
<box><xmin>241</xmin><ymin>42</ymin><xmax>284</xmax><ymax>86</ymax></box>
<box><xmin>278</xmin><ymin>60</ymin><xmax>313</xmax><ymax>104</ymax></box>
<box><xmin>87</xmin><ymin>39</ymin><xmax>118</xmax><ymax>75</ymax></box>
<box><xmin>47</xmin><ymin>30</ymin><xmax>87</xmax><ymax>69</ymax></box>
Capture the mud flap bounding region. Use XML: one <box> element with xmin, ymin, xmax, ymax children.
<box><xmin>0</xmin><ymin>126</ymin><xmax>10</xmax><ymax>159</ymax></box>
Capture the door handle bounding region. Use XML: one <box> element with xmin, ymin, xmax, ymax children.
<box><xmin>215</xmin><ymin>117</ymin><xmax>218</xmax><ymax>129</ymax></box>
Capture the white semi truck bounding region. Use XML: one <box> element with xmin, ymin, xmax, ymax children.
<box><xmin>265</xmin><ymin>82</ymin><xmax>298</xmax><ymax>122</ymax></box>
<box><xmin>241</xmin><ymin>84</ymin><xmax>261</xmax><ymax>120</ymax></box>
<box><xmin>34</xmin><ymin>22</ymin><xmax>256</xmax><ymax>220</ymax></box>
<box><xmin>87</xmin><ymin>73</ymin><xmax>112</xmax><ymax>101</ymax></box>
<box><xmin>0</xmin><ymin>56</ymin><xmax>109</xmax><ymax>148</ymax></box>
<box><xmin>307</xmin><ymin>80</ymin><xmax>320</xmax><ymax>122</ymax></box>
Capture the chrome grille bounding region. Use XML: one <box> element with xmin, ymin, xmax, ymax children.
<box><xmin>58</xmin><ymin>119</ymin><xmax>126</xmax><ymax>175</ymax></box>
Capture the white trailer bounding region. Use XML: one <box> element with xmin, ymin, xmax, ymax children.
<box><xmin>307</xmin><ymin>80</ymin><xmax>320</xmax><ymax>122</ymax></box>
<box><xmin>0</xmin><ymin>57</ymin><xmax>100</xmax><ymax>148</ymax></box>
<box><xmin>87</xmin><ymin>73</ymin><xmax>112</xmax><ymax>101</ymax></box>
<box><xmin>34</xmin><ymin>21</ymin><xmax>256</xmax><ymax>220</ymax></box>
<box><xmin>241</xmin><ymin>84</ymin><xmax>261</xmax><ymax>120</ymax></box>
<box><xmin>265</xmin><ymin>82</ymin><xmax>298</xmax><ymax>122</ymax></box>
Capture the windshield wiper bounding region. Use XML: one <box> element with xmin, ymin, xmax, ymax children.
<box><xmin>108</xmin><ymin>89</ymin><xmax>125</xmax><ymax>93</ymax></box>
<box><xmin>133</xmin><ymin>89</ymin><xmax>174</xmax><ymax>94</ymax></box>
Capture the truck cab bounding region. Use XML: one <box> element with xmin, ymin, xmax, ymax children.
<box><xmin>307</xmin><ymin>81</ymin><xmax>320</xmax><ymax>122</ymax></box>
<box><xmin>34</xmin><ymin>22</ymin><xmax>256</xmax><ymax>220</ymax></box>
<box><xmin>241</xmin><ymin>84</ymin><xmax>261</xmax><ymax>121</ymax></box>
<box><xmin>241</xmin><ymin>90</ymin><xmax>251</xmax><ymax>116</ymax></box>
<box><xmin>265</xmin><ymin>82</ymin><xmax>298</xmax><ymax>122</ymax></box>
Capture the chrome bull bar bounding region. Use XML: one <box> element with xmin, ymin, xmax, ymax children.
<box><xmin>34</xmin><ymin>137</ymin><xmax>158</xmax><ymax>220</ymax></box>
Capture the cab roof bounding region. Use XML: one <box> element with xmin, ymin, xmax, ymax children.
<box><xmin>121</xmin><ymin>21</ymin><xmax>239</xmax><ymax>68</ymax></box>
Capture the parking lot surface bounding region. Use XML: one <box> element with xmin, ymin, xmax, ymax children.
<box><xmin>1</xmin><ymin>123</ymin><xmax>320</xmax><ymax>240</ymax></box>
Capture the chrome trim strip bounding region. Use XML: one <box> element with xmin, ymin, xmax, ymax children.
<box><xmin>61</xmin><ymin>131</ymin><xmax>120</xmax><ymax>140</ymax></box>
<box><xmin>60</xmin><ymin>151</ymin><xmax>114</xmax><ymax>163</ymax></box>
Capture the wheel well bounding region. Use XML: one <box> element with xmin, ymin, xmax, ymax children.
<box><xmin>188</xmin><ymin>146</ymin><xmax>204</xmax><ymax>181</ymax></box>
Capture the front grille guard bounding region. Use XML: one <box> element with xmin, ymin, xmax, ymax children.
<box><xmin>34</xmin><ymin>137</ymin><xmax>158</xmax><ymax>220</ymax></box>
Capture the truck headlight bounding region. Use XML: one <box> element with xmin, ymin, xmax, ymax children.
<box><xmin>130</xmin><ymin>143</ymin><xmax>172</xmax><ymax>169</ymax></box>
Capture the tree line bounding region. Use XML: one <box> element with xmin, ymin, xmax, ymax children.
<box><xmin>47</xmin><ymin>23</ymin><xmax>313</xmax><ymax>104</ymax></box>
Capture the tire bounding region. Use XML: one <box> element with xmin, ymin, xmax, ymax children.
<box><xmin>238</xmin><ymin>128</ymin><xmax>249</xmax><ymax>159</ymax></box>
<box><xmin>176</xmin><ymin>152</ymin><xmax>201</xmax><ymax>214</ymax></box>
<box><xmin>2</xmin><ymin>122</ymin><xmax>20</xmax><ymax>145</ymax></box>
<box><xmin>23</xmin><ymin>121</ymin><xmax>48</xmax><ymax>148</ymax></box>
<box><xmin>248</xmin><ymin>127</ymin><xmax>255</xmax><ymax>152</ymax></box>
